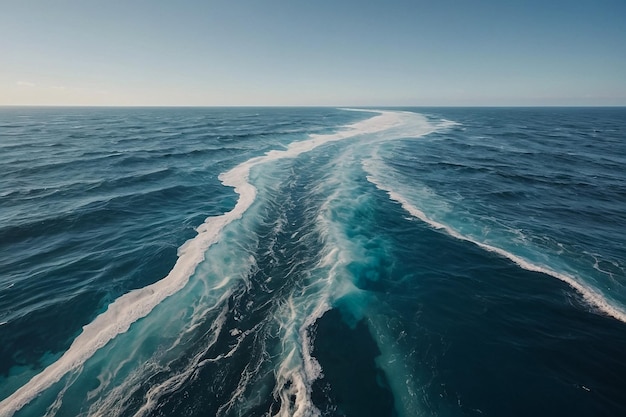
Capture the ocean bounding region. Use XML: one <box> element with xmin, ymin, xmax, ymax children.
<box><xmin>1</xmin><ymin>107</ymin><xmax>625</xmax><ymax>417</ymax></box>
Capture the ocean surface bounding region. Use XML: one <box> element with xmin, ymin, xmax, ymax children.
<box><xmin>1</xmin><ymin>106</ymin><xmax>625</xmax><ymax>417</ymax></box>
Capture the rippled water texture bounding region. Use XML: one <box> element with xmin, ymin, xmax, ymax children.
<box><xmin>1</xmin><ymin>107</ymin><xmax>625</xmax><ymax>417</ymax></box>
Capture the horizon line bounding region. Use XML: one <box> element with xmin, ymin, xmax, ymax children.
<box><xmin>1</xmin><ymin>104</ymin><xmax>626</xmax><ymax>109</ymax></box>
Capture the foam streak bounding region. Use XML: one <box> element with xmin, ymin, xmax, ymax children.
<box><xmin>0</xmin><ymin>110</ymin><xmax>401</xmax><ymax>417</ymax></box>
<box><xmin>365</xmin><ymin>173</ymin><xmax>626</xmax><ymax>324</ymax></box>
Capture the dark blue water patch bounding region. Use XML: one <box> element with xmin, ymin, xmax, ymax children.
<box><xmin>0</xmin><ymin>237</ymin><xmax>181</xmax><ymax>376</ymax></box>
<box><xmin>358</xmin><ymin>184</ymin><xmax>626</xmax><ymax>416</ymax></box>
<box><xmin>0</xmin><ymin>290</ymin><xmax>102</xmax><ymax>377</ymax></box>
<box><xmin>312</xmin><ymin>308</ymin><xmax>395</xmax><ymax>417</ymax></box>
<box><xmin>394</xmin><ymin>259</ymin><xmax>626</xmax><ymax>417</ymax></box>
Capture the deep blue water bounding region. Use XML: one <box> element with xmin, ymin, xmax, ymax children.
<box><xmin>1</xmin><ymin>107</ymin><xmax>625</xmax><ymax>417</ymax></box>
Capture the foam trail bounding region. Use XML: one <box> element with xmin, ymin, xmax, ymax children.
<box><xmin>272</xmin><ymin>298</ymin><xmax>330</xmax><ymax>417</ymax></box>
<box><xmin>0</xmin><ymin>109</ymin><xmax>401</xmax><ymax>417</ymax></box>
<box><xmin>270</xmin><ymin>228</ymin><xmax>347</xmax><ymax>417</ymax></box>
<box><xmin>365</xmin><ymin>171</ymin><xmax>626</xmax><ymax>324</ymax></box>
<box><xmin>269</xmin><ymin>147</ymin><xmax>372</xmax><ymax>417</ymax></box>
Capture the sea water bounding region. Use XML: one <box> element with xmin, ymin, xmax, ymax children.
<box><xmin>1</xmin><ymin>107</ymin><xmax>625</xmax><ymax>416</ymax></box>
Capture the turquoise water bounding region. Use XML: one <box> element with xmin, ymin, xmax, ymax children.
<box><xmin>1</xmin><ymin>107</ymin><xmax>625</xmax><ymax>416</ymax></box>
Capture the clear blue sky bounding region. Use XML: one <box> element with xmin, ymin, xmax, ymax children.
<box><xmin>2</xmin><ymin>0</ymin><xmax>625</xmax><ymax>106</ymax></box>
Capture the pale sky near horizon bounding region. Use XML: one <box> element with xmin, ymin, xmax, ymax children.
<box><xmin>1</xmin><ymin>0</ymin><xmax>625</xmax><ymax>106</ymax></box>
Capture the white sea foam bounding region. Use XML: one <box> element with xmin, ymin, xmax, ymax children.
<box><xmin>273</xmin><ymin>314</ymin><xmax>323</xmax><ymax>417</ymax></box>
<box><xmin>271</xmin><ymin>294</ymin><xmax>332</xmax><ymax>417</ymax></box>
<box><xmin>0</xmin><ymin>109</ymin><xmax>403</xmax><ymax>417</ymax></box>
<box><xmin>364</xmin><ymin>171</ymin><xmax>626</xmax><ymax>324</ymax></box>
<box><xmin>270</xmin><ymin>149</ymin><xmax>364</xmax><ymax>417</ymax></box>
